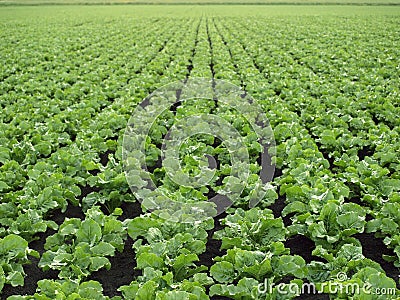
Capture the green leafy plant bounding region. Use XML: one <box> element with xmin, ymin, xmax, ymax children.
<box><xmin>7</xmin><ymin>279</ymin><xmax>119</xmax><ymax>300</ymax></box>
<box><xmin>213</xmin><ymin>208</ymin><xmax>287</xmax><ymax>251</ymax></box>
<box><xmin>0</xmin><ymin>235</ymin><xmax>39</xmax><ymax>293</ymax></box>
<box><xmin>39</xmin><ymin>207</ymin><xmax>126</xmax><ymax>281</ymax></box>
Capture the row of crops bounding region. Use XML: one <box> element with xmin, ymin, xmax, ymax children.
<box><xmin>0</xmin><ymin>6</ymin><xmax>399</xmax><ymax>299</ymax></box>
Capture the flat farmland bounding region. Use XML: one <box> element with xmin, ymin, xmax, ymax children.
<box><xmin>0</xmin><ymin>5</ymin><xmax>399</xmax><ymax>300</ymax></box>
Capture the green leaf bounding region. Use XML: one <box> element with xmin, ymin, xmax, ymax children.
<box><xmin>365</xmin><ymin>219</ymin><xmax>381</xmax><ymax>233</ymax></box>
<box><xmin>220</xmin><ymin>237</ymin><xmax>244</xmax><ymax>250</ymax></box>
<box><xmin>0</xmin><ymin>234</ymin><xmax>28</xmax><ymax>259</ymax></box>
<box><xmin>76</xmin><ymin>219</ymin><xmax>102</xmax><ymax>246</ymax></box>
<box><xmin>243</xmin><ymin>258</ymin><xmax>272</xmax><ymax>281</ymax></box>
<box><xmin>337</xmin><ymin>212</ymin><xmax>364</xmax><ymax>230</ymax></box>
<box><xmin>127</xmin><ymin>217</ymin><xmax>160</xmax><ymax>240</ymax></box>
<box><xmin>78</xmin><ymin>280</ymin><xmax>104</xmax><ymax>298</ymax></box>
<box><xmin>82</xmin><ymin>193</ymin><xmax>107</xmax><ymax>212</ymax></box>
<box><xmin>90</xmin><ymin>256</ymin><xmax>111</xmax><ymax>272</ymax></box>
<box><xmin>7</xmin><ymin>271</ymin><xmax>25</xmax><ymax>287</ymax></box>
<box><xmin>173</xmin><ymin>253</ymin><xmax>199</xmax><ymax>281</ymax></box>
<box><xmin>82</xmin><ymin>160</ymin><xmax>100</xmax><ymax>171</ymax></box>
<box><xmin>104</xmin><ymin>218</ymin><xmax>124</xmax><ymax>235</ymax></box>
<box><xmin>91</xmin><ymin>241</ymin><xmax>115</xmax><ymax>256</ymax></box>
<box><xmin>34</xmin><ymin>141</ymin><xmax>52</xmax><ymax>156</ymax></box>
<box><xmin>0</xmin><ymin>181</ymin><xmax>10</xmax><ymax>192</ymax></box>
<box><xmin>0</xmin><ymin>147</ymin><xmax>10</xmax><ymax>164</ymax></box>
<box><xmin>209</xmin><ymin>277</ymin><xmax>258</xmax><ymax>298</ymax></box>
<box><xmin>137</xmin><ymin>253</ymin><xmax>165</xmax><ymax>269</ymax></box>
<box><xmin>136</xmin><ymin>281</ymin><xmax>157</xmax><ymax>300</ymax></box>
<box><xmin>191</xmin><ymin>273</ymin><xmax>214</xmax><ymax>286</ymax></box>
<box><xmin>59</xmin><ymin>219</ymin><xmax>82</xmax><ymax>236</ymax></box>
<box><xmin>273</xmin><ymin>255</ymin><xmax>307</xmax><ymax>278</ymax></box>
<box><xmin>282</xmin><ymin>201</ymin><xmax>308</xmax><ymax>216</ymax></box>
<box><xmin>210</xmin><ymin>261</ymin><xmax>235</xmax><ymax>283</ymax></box>
<box><xmin>156</xmin><ymin>291</ymin><xmax>192</xmax><ymax>300</ymax></box>
<box><xmin>118</xmin><ymin>283</ymin><xmax>139</xmax><ymax>300</ymax></box>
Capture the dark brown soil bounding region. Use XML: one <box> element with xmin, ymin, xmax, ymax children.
<box><xmin>285</xmin><ymin>235</ymin><xmax>320</xmax><ymax>264</ymax></box>
<box><xmin>198</xmin><ymin>212</ymin><xmax>227</xmax><ymax>268</ymax></box>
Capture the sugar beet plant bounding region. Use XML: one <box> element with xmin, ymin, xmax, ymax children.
<box><xmin>1</xmin><ymin>6</ymin><xmax>400</xmax><ymax>300</ymax></box>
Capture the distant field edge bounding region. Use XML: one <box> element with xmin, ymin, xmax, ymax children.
<box><xmin>1</xmin><ymin>1</ymin><xmax>400</xmax><ymax>6</ymax></box>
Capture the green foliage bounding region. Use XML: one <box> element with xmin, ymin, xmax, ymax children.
<box><xmin>214</xmin><ymin>208</ymin><xmax>287</xmax><ymax>251</ymax></box>
<box><xmin>7</xmin><ymin>279</ymin><xmax>119</xmax><ymax>300</ymax></box>
<box><xmin>1</xmin><ymin>6</ymin><xmax>400</xmax><ymax>299</ymax></box>
<box><xmin>38</xmin><ymin>207</ymin><xmax>126</xmax><ymax>281</ymax></box>
<box><xmin>0</xmin><ymin>235</ymin><xmax>39</xmax><ymax>293</ymax></box>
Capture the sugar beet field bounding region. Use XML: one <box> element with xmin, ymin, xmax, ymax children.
<box><xmin>1</xmin><ymin>5</ymin><xmax>400</xmax><ymax>300</ymax></box>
